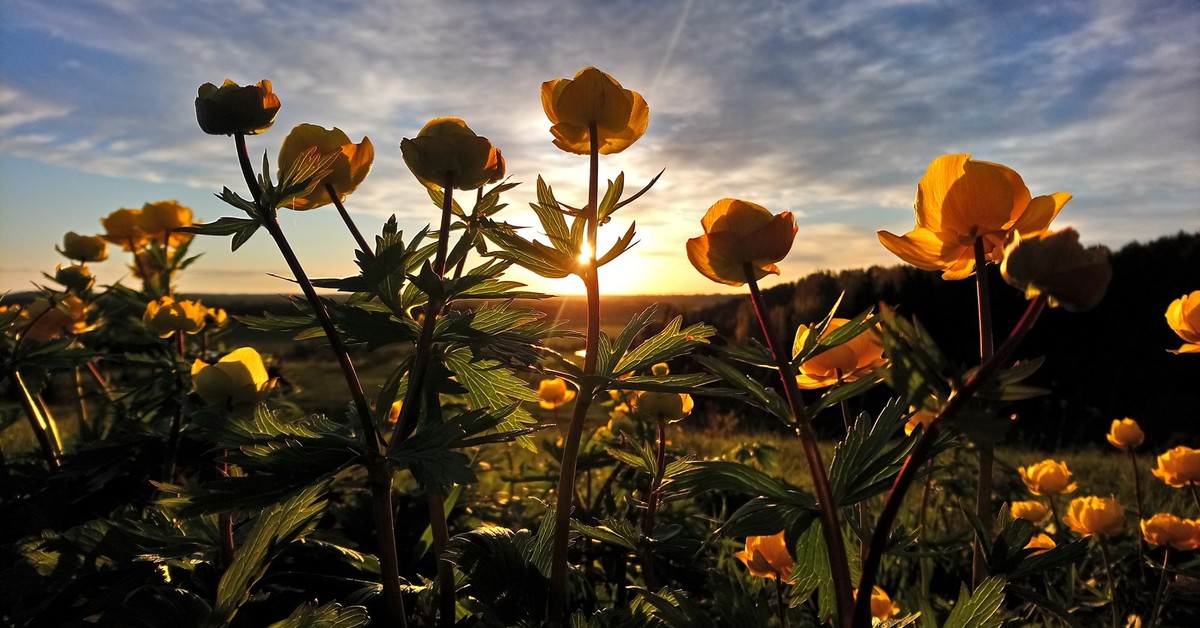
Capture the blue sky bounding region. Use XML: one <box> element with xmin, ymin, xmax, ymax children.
<box><xmin>1</xmin><ymin>0</ymin><xmax>1197</xmax><ymax>296</ymax></box>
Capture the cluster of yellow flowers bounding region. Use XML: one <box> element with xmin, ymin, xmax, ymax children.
<box><xmin>141</xmin><ymin>296</ymin><xmax>226</xmax><ymax>339</ymax></box>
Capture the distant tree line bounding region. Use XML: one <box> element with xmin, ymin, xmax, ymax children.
<box><xmin>662</xmin><ymin>231</ymin><xmax>1200</xmax><ymax>449</ymax></box>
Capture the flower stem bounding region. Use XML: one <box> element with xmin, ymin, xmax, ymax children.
<box><xmin>1128</xmin><ymin>449</ymin><xmax>1147</xmax><ymax>580</ymax></box>
<box><xmin>428</xmin><ymin>489</ymin><xmax>455</xmax><ymax>628</ymax></box>
<box><xmin>163</xmin><ymin>330</ymin><xmax>187</xmax><ymax>481</ymax></box>
<box><xmin>548</xmin><ymin>122</ymin><xmax>602</xmax><ymax>625</ymax></box>
<box><xmin>641</xmin><ymin>417</ymin><xmax>669</xmax><ymax>589</ymax></box>
<box><xmin>776</xmin><ymin>576</ymin><xmax>790</xmax><ymax>628</ymax></box>
<box><xmin>1097</xmin><ymin>537</ymin><xmax>1119</xmax><ymax>628</ymax></box>
<box><xmin>326</xmin><ymin>182</ymin><xmax>375</xmax><ymax>259</ymax></box>
<box><xmin>972</xmin><ymin>236</ymin><xmax>995</xmax><ymax>588</ymax></box>
<box><xmin>10</xmin><ymin>369</ymin><xmax>60</xmax><ymax>470</ymax></box>
<box><xmin>232</xmin><ymin>133</ymin><xmax>405</xmax><ymax>627</ymax></box>
<box><xmin>1148</xmin><ymin>548</ymin><xmax>1170</xmax><ymax>627</ymax></box>
<box><xmin>854</xmin><ymin>295</ymin><xmax>1047</xmax><ymax>628</ymax></box>
<box><xmin>1190</xmin><ymin>485</ymin><xmax>1200</xmax><ymax>515</ymax></box>
<box><xmin>745</xmin><ymin>266</ymin><xmax>853</xmax><ymax>626</ymax></box>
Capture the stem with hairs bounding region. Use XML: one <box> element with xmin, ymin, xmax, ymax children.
<box><xmin>972</xmin><ymin>237</ymin><xmax>995</xmax><ymax>588</ymax></box>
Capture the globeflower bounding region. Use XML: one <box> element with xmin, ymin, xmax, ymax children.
<box><xmin>734</xmin><ymin>531</ymin><xmax>793</xmax><ymax>580</ymax></box>
<box><xmin>101</xmin><ymin>208</ymin><xmax>149</xmax><ymax>250</ymax></box>
<box><xmin>142</xmin><ymin>297</ymin><xmax>206</xmax><ymax>338</ymax></box>
<box><xmin>878</xmin><ymin>154</ymin><xmax>1070</xmax><ymax>280</ymax></box>
<box><xmin>685</xmin><ymin>199</ymin><xmax>797</xmax><ymax>286</ymax></box>
<box><xmin>999</xmin><ymin>228</ymin><xmax>1111</xmax><ymax>312</ymax></box>
<box><xmin>1018</xmin><ymin>459</ymin><xmax>1078</xmax><ymax>496</ymax></box>
<box><xmin>1166</xmin><ymin>291</ymin><xmax>1200</xmax><ymax>354</ymax></box>
<box><xmin>277</xmin><ymin>124</ymin><xmax>375</xmax><ymax>210</ymax></box>
<box><xmin>59</xmin><ymin>232</ymin><xmax>108</xmax><ymax>262</ymax></box>
<box><xmin>54</xmin><ymin>264</ymin><xmax>94</xmax><ymax>293</ymax></box>
<box><xmin>1025</xmin><ymin>533</ymin><xmax>1056</xmax><ymax>555</ymax></box>
<box><xmin>541</xmin><ymin>67</ymin><xmax>648</xmax><ymax>155</ymax></box>
<box><xmin>1141</xmin><ymin>513</ymin><xmax>1200</xmax><ymax>551</ymax></box>
<box><xmin>536</xmin><ymin>377</ymin><xmax>577</xmax><ymax>410</ymax></box>
<box><xmin>191</xmin><ymin>347</ymin><xmax>274</xmax><ymax>410</ymax></box>
<box><xmin>1010</xmin><ymin>500</ymin><xmax>1050</xmax><ymax>524</ymax></box>
<box><xmin>633</xmin><ymin>391</ymin><xmax>694</xmax><ymax>423</ymax></box>
<box><xmin>1151</xmin><ymin>446</ymin><xmax>1200</xmax><ymax>488</ymax></box>
<box><xmin>904</xmin><ymin>408</ymin><xmax>936</xmax><ymax>436</ymax></box>
<box><xmin>794</xmin><ymin>318</ymin><xmax>886</xmax><ymax>389</ymax></box>
<box><xmin>400</xmin><ymin>117</ymin><xmax>504</xmax><ymax>191</ymax></box>
<box><xmin>868</xmin><ymin>587</ymin><xmax>900</xmax><ymax>622</ymax></box>
<box><xmin>138</xmin><ymin>201</ymin><xmax>196</xmax><ymax>247</ymax></box>
<box><xmin>22</xmin><ymin>296</ymin><xmax>91</xmax><ymax>341</ymax></box>
<box><xmin>1063</xmin><ymin>496</ymin><xmax>1124</xmax><ymax>537</ymax></box>
<box><xmin>195</xmin><ymin>79</ymin><xmax>280</xmax><ymax>136</ymax></box>
<box><xmin>1106</xmin><ymin>418</ymin><xmax>1144</xmax><ymax>451</ymax></box>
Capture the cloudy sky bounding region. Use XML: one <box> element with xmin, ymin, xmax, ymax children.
<box><xmin>1</xmin><ymin>0</ymin><xmax>1197</xmax><ymax>296</ymax></box>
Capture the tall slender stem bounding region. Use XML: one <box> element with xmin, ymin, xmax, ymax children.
<box><xmin>745</xmin><ymin>267</ymin><xmax>853</xmax><ymax>626</ymax></box>
<box><xmin>1097</xmin><ymin>537</ymin><xmax>1119</xmax><ymax>628</ymax></box>
<box><xmin>641</xmin><ymin>417</ymin><xmax>669</xmax><ymax>589</ymax></box>
<box><xmin>1128</xmin><ymin>449</ymin><xmax>1147</xmax><ymax>580</ymax></box>
<box><xmin>326</xmin><ymin>183</ymin><xmax>374</xmax><ymax>258</ymax></box>
<box><xmin>1148</xmin><ymin>549</ymin><xmax>1171</xmax><ymax>627</ymax></box>
<box><xmin>775</xmin><ymin>576</ymin><xmax>790</xmax><ymax>628</ymax></box>
<box><xmin>428</xmin><ymin>489</ymin><xmax>455</xmax><ymax>628</ymax></box>
<box><xmin>549</xmin><ymin>123</ymin><xmax>602</xmax><ymax>625</ymax></box>
<box><xmin>972</xmin><ymin>237</ymin><xmax>995</xmax><ymax>588</ymax></box>
<box><xmin>854</xmin><ymin>295</ymin><xmax>1047</xmax><ymax>627</ymax></box>
<box><xmin>11</xmin><ymin>370</ymin><xmax>60</xmax><ymax>470</ymax></box>
<box><xmin>164</xmin><ymin>330</ymin><xmax>187</xmax><ymax>481</ymax></box>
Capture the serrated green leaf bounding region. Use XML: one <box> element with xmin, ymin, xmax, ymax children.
<box><xmin>693</xmin><ymin>355</ymin><xmax>791</xmax><ymax>423</ymax></box>
<box><xmin>942</xmin><ymin>576</ymin><xmax>1005</xmax><ymax>628</ymax></box>
<box><xmin>595</xmin><ymin>221</ymin><xmax>637</xmax><ymax>268</ymax></box>
<box><xmin>267</xmin><ymin>601</ymin><xmax>370</xmax><ymax>628</ymax></box>
<box><xmin>614</xmin><ymin>316</ymin><xmax>714</xmax><ymax>376</ymax></box>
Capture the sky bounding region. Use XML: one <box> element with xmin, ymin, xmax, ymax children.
<box><xmin>1</xmin><ymin>0</ymin><xmax>1198</xmax><ymax>297</ymax></box>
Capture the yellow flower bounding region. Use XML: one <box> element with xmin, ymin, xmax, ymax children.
<box><xmin>1018</xmin><ymin>459</ymin><xmax>1078</xmax><ymax>496</ymax></box>
<box><xmin>536</xmin><ymin>377</ymin><xmax>577</xmax><ymax>410</ymax></box>
<box><xmin>794</xmin><ymin>318</ymin><xmax>886</xmax><ymax>389</ymax></box>
<box><xmin>385</xmin><ymin>400</ymin><xmax>403</xmax><ymax>424</ymax></box>
<box><xmin>869</xmin><ymin>587</ymin><xmax>900</xmax><ymax>622</ymax></box>
<box><xmin>138</xmin><ymin>201</ymin><xmax>196</xmax><ymax>247</ymax></box>
<box><xmin>1010</xmin><ymin>500</ymin><xmax>1050</xmax><ymax>524</ymax></box>
<box><xmin>1025</xmin><ymin>533</ymin><xmax>1056</xmax><ymax>555</ymax></box>
<box><xmin>1106</xmin><ymin>418</ymin><xmax>1144</xmax><ymax>451</ymax></box>
<box><xmin>195</xmin><ymin>79</ymin><xmax>280</xmax><ymax>136</ymax></box>
<box><xmin>60</xmin><ymin>232</ymin><xmax>108</xmax><ymax>262</ymax></box>
<box><xmin>23</xmin><ymin>296</ymin><xmax>90</xmax><ymax>341</ymax></box>
<box><xmin>54</xmin><ymin>264</ymin><xmax>94</xmax><ymax>293</ymax></box>
<box><xmin>904</xmin><ymin>409</ymin><xmax>936</xmax><ymax>436</ymax></box>
<box><xmin>277</xmin><ymin>124</ymin><xmax>375</xmax><ymax>210</ymax></box>
<box><xmin>878</xmin><ymin>154</ymin><xmax>1070</xmax><ymax>280</ymax></box>
<box><xmin>400</xmin><ymin>117</ymin><xmax>504</xmax><ymax>191</ymax></box>
<box><xmin>101</xmin><ymin>208</ymin><xmax>149</xmax><ymax>250</ymax></box>
<box><xmin>633</xmin><ymin>391</ymin><xmax>694</xmax><ymax>423</ymax></box>
<box><xmin>1166</xmin><ymin>291</ymin><xmax>1200</xmax><ymax>354</ymax></box>
<box><xmin>142</xmin><ymin>297</ymin><xmax>206</xmax><ymax>338</ymax></box>
<box><xmin>1141</xmin><ymin>514</ymin><xmax>1200</xmax><ymax>551</ymax></box>
<box><xmin>541</xmin><ymin>67</ymin><xmax>648</xmax><ymax>155</ymax></box>
<box><xmin>685</xmin><ymin>199</ymin><xmax>797</xmax><ymax>286</ymax></box>
<box><xmin>734</xmin><ymin>531</ymin><xmax>793</xmax><ymax>580</ymax></box>
<box><xmin>651</xmin><ymin>362</ymin><xmax>670</xmax><ymax>376</ymax></box>
<box><xmin>1151</xmin><ymin>446</ymin><xmax>1200</xmax><ymax>488</ymax></box>
<box><xmin>1000</xmin><ymin>228</ymin><xmax>1111</xmax><ymax>311</ymax></box>
<box><xmin>191</xmin><ymin>347</ymin><xmax>274</xmax><ymax>410</ymax></box>
<box><xmin>1063</xmin><ymin>496</ymin><xmax>1124</xmax><ymax>537</ymax></box>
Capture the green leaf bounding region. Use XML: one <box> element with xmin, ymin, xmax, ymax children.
<box><xmin>693</xmin><ymin>355</ymin><xmax>791</xmax><ymax>423</ymax></box>
<box><xmin>485</xmin><ymin>229</ymin><xmax>575</xmax><ymax>278</ymax></box>
<box><xmin>573</xmin><ymin>518</ymin><xmax>641</xmax><ymax>551</ymax></box>
<box><xmin>614</xmin><ymin>316</ymin><xmax>715</xmax><ymax>376</ymax></box>
<box><xmin>942</xmin><ymin>576</ymin><xmax>1005</xmax><ymax>628</ymax></box>
<box><xmin>595</xmin><ymin>221</ymin><xmax>638</xmax><ymax>268</ymax></box>
<box><xmin>828</xmin><ymin>401</ymin><xmax>915</xmax><ymax>506</ymax></box>
<box><xmin>597</xmin><ymin>305</ymin><xmax>659</xmax><ymax>376</ymax></box>
<box><xmin>267</xmin><ymin>601</ymin><xmax>370</xmax><ymax>628</ymax></box>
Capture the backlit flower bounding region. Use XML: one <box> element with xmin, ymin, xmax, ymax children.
<box><xmin>1151</xmin><ymin>446</ymin><xmax>1200</xmax><ymax>488</ymax></box>
<box><xmin>1019</xmin><ymin>459</ymin><xmax>1077</xmax><ymax>496</ymax></box>
<box><xmin>904</xmin><ymin>409</ymin><xmax>936</xmax><ymax>436</ymax></box>
<box><xmin>1141</xmin><ymin>513</ymin><xmax>1200</xmax><ymax>551</ymax></box>
<box><xmin>1025</xmin><ymin>533</ymin><xmax>1056</xmax><ymax>554</ymax></box>
<box><xmin>685</xmin><ymin>198</ymin><xmax>797</xmax><ymax>286</ymax></box>
<box><xmin>138</xmin><ymin>201</ymin><xmax>196</xmax><ymax>247</ymax></box>
<box><xmin>651</xmin><ymin>362</ymin><xmax>670</xmax><ymax>376</ymax></box>
<box><xmin>101</xmin><ymin>208</ymin><xmax>149</xmax><ymax>250</ymax></box>
<box><xmin>633</xmin><ymin>391</ymin><xmax>694</xmax><ymax>423</ymax></box>
<box><xmin>1063</xmin><ymin>496</ymin><xmax>1124</xmax><ymax>537</ymax></box>
<box><xmin>54</xmin><ymin>264</ymin><xmax>94</xmax><ymax>293</ymax></box>
<box><xmin>734</xmin><ymin>531</ymin><xmax>793</xmax><ymax>580</ymax></box>
<box><xmin>878</xmin><ymin>154</ymin><xmax>1070</xmax><ymax>280</ymax></box>
<box><xmin>142</xmin><ymin>297</ymin><xmax>206</xmax><ymax>338</ymax></box>
<box><xmin>278</xmin><ymin>124</ymin><xmax>374</xmax><ymax>210</ymax></box>
<box><xmin>869</xmin><ymin>587</ymin><xmax>900</xmax><ymax>622</ymax></box>
<box><xmin>794</xmin><ymin>318</ymin><xmax>886</xmax><ymax>389</ymax></box>
<box><xmin>1000</xmin><ymin>228</ymin><xmax>1110</xmax><ymax>311</ymax></box>
<box><xmin>1010</xmin><ymin>500</ymin><xmax>1050</xmax><ymax>524</ymax></box>
<box><xmin>191</xmin><ymin>347</ymin><xmax>274</xmax><ymax>410</ymax></box>
<box><xmin>541</xmin><ymin>67</ymin><xmax>648</xmax><ymax>155</ymax></box>
<box><xmin>1106</xmin><ymin>418</ymin><xmax>1144</xmax><ymax>451</ymax></box>
<box><xmin>195</xmin><ymin>79</ymin><xmax>280</xmax><ymax>136</ymax></box>
<box><xmin>536</xmin><ymin>377</ymin><xmax>577</xmax><ymax>410</ymax></box>
<box><xmin>1166</xmin><ymin>291</ymin><xmax>1200</xmax><ymax>354</ymax></box>
<box><xmin>401</xmin><ymin>117</ymin><xmax>504</xmax><ymax>191</ymax></box>
<box><xmin>59</xmin><ymin>232</ymin><xmax>108</xmax><ymax>262</ymax></box>
<box><xmin>23</xmin><ymin>296</ymin><xmax>90</xmax><ymax>341</ymax></box>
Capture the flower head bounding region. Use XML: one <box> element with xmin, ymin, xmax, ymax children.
<box><xmin>1141</xmin><ymin>513</ymin><xmax>1200</xmax><ymax>551</ymax></box>
<box><xmin>191</xmin><ymin>347</ymin><xmax>274</xmax><ymax>410</ymax></box>
<box><xmin>101</xmin><ymin>208</ymin><xmax>149</xmax><ymax>250</ymax></box>
<box><xmin>686</xmin><ymin>199</ymin><xmax>797</xmax><ymax>286</ymax></box>
<box><xmin>54</xmin><ymin>264</ymin><xmax>94</xmax><ymax>293</ymax></box>
<box><xmin>1151</xmin><ymin>446</ymin><xmax>1200</xmax><ymax>488</ymax></box>
<box><xmin>1000</xmin><ymin>228</ymin><xmax>1110</xmax><ymax>311</ymax></box>
<box><xmin>869</xmin><ymin>587</ymin><xmax>900</xmax><ymax>622</ymax></box>
<box><xmin>278</xmin><ymin>124</ymin><xmax>374</xmax><ymax>210</ymax></box>
<box><xmin>1063</xmin><ymin>496</ymin><xmax>1124</xmax><ymax>537</ymax></box>
<box><xmin>794</xmin><ymin>318</ymin><xmax>886</xmax><ymax>389</ymax></box>
<box><xmin>541</xmin><ymin>67</ymin><xmax>648</xmax><ymax>155</ymax></box>
<box><xmin>904</xmin><ymin>409</ymin><xmax>936</xmax><ymax>436</ymax></box>
<box><xmin>878</xmin><ymin>154</ymin><xmax>1070</xmax><ymax>280</ymax></box>
<box><xmin>142</xmin><ymin>297</ymin><xmax>206</xmax><ymax>338</ymax></box>
<box><xmin>1166</xmin><ymin>291</ymin><xmax>1200</xmax><ymax>354</ymax></box>
<box><xmin>1018</xmin><ymin>459</ymin><xmax>1077</xmax><ymax>496</ymax></box>
<box><xmin>195</xmin><ymin>79</ymin><xmax>280</xmax><ymax>136</ymax></box>
<box><xmin>138</xmin><ymin>201</ymin><xmax>196</xmax><ymax>247</ymax></box>
<box><xmin>23</xmin><ymin>296</ymin><xmax>91</xmax><ymax>341</ymax></box>
<box><xmin>633</xmin><ymin>391</ymin><xmax>694</xmax><ymax>424</ymax></box>
<box><xmin>59</xmin><ymin>232</ymin><xmax>108</xmax><ymax>262</ymax></box>
<box><xmin>1106</xmin><ymin>418</ymin><xmax>1144</xmax><ymax>451</ymax></box>
<box><xmin>536</xmin><ymin>377</ymin><xmax>577</xmax><ymax>410</ymax></box>
<box><xmin>401</xmin><ymin>117</ymin><xmax>504</xmax><ymax>191</ymax></box>
<box><xmin>734</xmin><ymin>531</ymin><xmax>793</xmax><ymax>580</ymax></box>
<box><xmin>1025</xmin><ymin>533</ymin><xmax>1056</xmax><ymax>555</ymax></box>
<box><xmin>1010</xmin><ymin>500</ymin><xmax>1050</xmax><ymax>524</ymax></box>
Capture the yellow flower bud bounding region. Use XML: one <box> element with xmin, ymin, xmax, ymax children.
<box><xmin>138</xmin><ymin>201</ymin><xmax>196</xmax><ymax>247</ymax></box>
<box><xmin>536</xmin><ymin>377</ymin><xmax>576</xmax><ymax>410</ymax></box>
<box><xmin>1151</xmin><ymin>446</ymin><xmax>1200</xmax><ymax>488</ymax></box>
<box><xmin>54</xmin><ymin>264</ymin><xmax>94</xmax><ymax>293</ymax></box>
<box><xmin>101</xmin><ymin>208</ymin><xmax>149</xmax><ymax>250</ymax></box>
<box><xmin>1165</xmin><ymin>291</ymin><xmax>1200</xmax><ymax>354</ymax></box>
<box><xmin>60</xmin><ymin>232</ymin><xmax>108</xmax><ymax>262</ymax></box>
<box><xmin>541</xmin><ymin>67</ymin><xmax>649</xmax><ymax>155</ymax></box>
<box><xmin>277</xmin><ymin>124</ymin><xmax>374</xmax><ymax>210</ymax></box>
<box><xmin>142</xmin><ymin>297</ymin><xmax>206</xmax><ymax>338</ymax></box>
<box><xmin>195</xmin><ymin>79</ymin><xmax>280</xmax><ymax>136</ymax></box>
<box><xmin>1063</xmin><ymin>496</ymin><xmax>1124</xmax><ymax>537</ymax></box>
<box><xmin>1018</xmin><ymin>459</ymin><xmax>1078</xmax><ymax>496</ymax></box>
<box><xmin>1000</xmin><ymin>228</ymin><xmax>1111</xmax><ymax>312</ymax></box>
<box><xmin>734</xmin><ymin>531</ymin><xmax>793</xmax><ymax>580</ymax></box>
<box><xmin>1010</xmin><ymin>500</ymin><xmax>1050</xmax><ymax>524</ymax></box>
<box><xmin>686</xmin><ymin>199</ymin><xmax>797</xmax><ymax>286</ymax></box>
<box><xmin>651</xmin><ymin>362</ymin><xmax>670</xmax><ymax>376</ymax></box>
<box><xmin>23</xmin><ymin>296</ymin><xmax>90</xmax><ymax>341</ymax></box>
<box><xmin>400</xmin><ymin>117</ymin><xmax>504</xmax><ymax>191</ymax></box>
<box><xmin>633</xmin><ymin>391</ymin><xmax>694</xmax><ymax>423</ymax></box>
<box><xmin>191</xmin><ymin>347</ymin><xmax>274</xmax><ymax>410</ymax></box>
<box><xmin>1106</xmin><ymin>418</ymin><xmax>1144</xmax><ymax>450</ymax></box>
<box><xmin>869</xmin><ymin>587</ymin><xmax>900</xmax><ymax>622</ymax></box>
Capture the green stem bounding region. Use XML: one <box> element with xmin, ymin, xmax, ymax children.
<box><xmin>1189</xmin><ymin>485</ymin><xmax>1200</xmax><ymax>515</ymax></box>
<box><xmin>1097</xmin><ymin>537</ymin><xmax>1119</xmax><ymax>628</ymax></box>
<box><xmin>1148</xmin><ymin>548</ymin><xmax>1170</xmax><ymax>627</ymax></box>
<box><xmin>972</xmin><ymin>237</ymin><xmax>995</xmax><ymax>589</ymax></box>
<box><xmin>854</xmin><ymin>295</ymin><xmax>1047</xmax><ymax>627</ymax></box>
<box><xmin>745</xmin><ymin>267</ymin><xmax>853</xmax><ymax>626</ymax></box>
<box><xmin>10</xmin><ymin>370</ymin><xmax>60</xmax><ymax>470</ymax></box>
<box><xmin>641</xmin><ymin>417</ymin><xmax>669</xmax><ymax>589</ymax></box>
<box><xmin>326</xmin><ymin>183</ymin><xmax>375</xmax><ymax>258</ymax></box>
<box><xmin>428</xmin><ymin>489</ymin><xmax>455</xmax><ymax>628</ymax></box>
<box><xmin>776</xmin><ymin>576</ymin><xmax>790</xmax><ymax>628</ymax></box>
<box><xmin>549</xmin><ymin>122</ymin><xmax>602</xmax><ymax>625</ymax></box>
<box><xmin>1128</xmin><ymin>449</ymin><xmax>1147</xmax><ymax>581</ymax></box>
<box><xmin>163</xmin><ymin>330</ymin><xmax>187</xmax><ymax>481</ymax></box>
